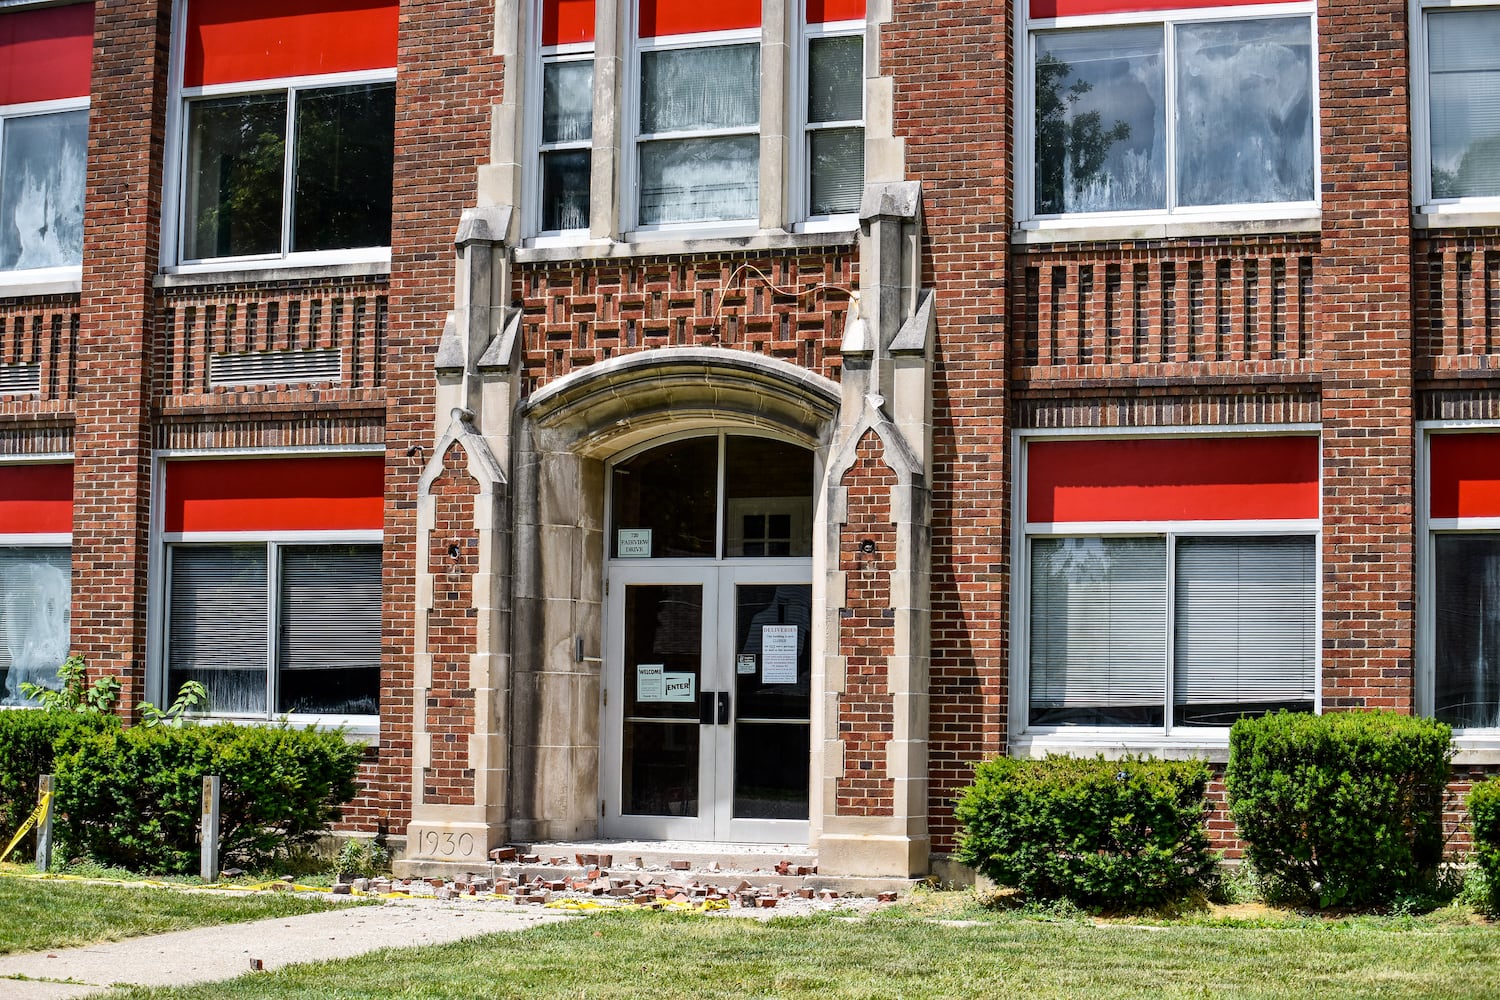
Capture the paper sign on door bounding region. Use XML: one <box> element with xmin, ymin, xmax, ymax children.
<box><xmin>761</xmin><ymin>625</ymin><xmax>799</xmax><ymax>683</ymax></box>
<box><xmin>636</xmin><ymin>664</ymin><xmax>697</xmax><ymax>702</ymax></box>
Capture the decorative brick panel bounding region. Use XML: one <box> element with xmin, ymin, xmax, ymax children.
<box><xmin>835</xmin><ymin>431</ymin><xmax>897</xmax><ymax>817</ymax></box>
<box><xmin>1011</xmin><ymin>238</ymin><xmax>1319</xmax><ymax>385</ymax></box>
<box><xmin>1016</xmin><ymin>389</ymin><xmax>1322</xmax><ymax>429</ymax></box>
<box><xmin>0</xmin><ymin>294</ymin><xmax>79</xmax><ymax>414</ymax></box>
<box><xmin>156</xmin><ymin>278</ymin><xmax>388</xmax><ymax>407</ymax></box>
<box><xmin>1416</xmin><ymin>232</ymin><xmax>1500</xmax><ymax>378</ymax></box>
<box><xmin>516</xmin><ymin>250</ymin><xmax>853</xmax><ymax>391</ymax></box>
<box><xmin>153</xmin><ymin>413</ymin><xmax>385</xmax><ymax>452</ymax></box>
<box><xmin>421</xmin><ymin>442</ymin><xmax>478</xmax><ymax>807</ymax></box>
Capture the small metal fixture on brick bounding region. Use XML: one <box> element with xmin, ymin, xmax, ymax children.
<box><xmin>0</xmin><ymin>363</ymin><xmax>41</xmax><ymax>396</ymax></box>
<box><xmin>209</xmin><ymin>348</ymin><xmax>342</xmax><ymax>388</ymax></box>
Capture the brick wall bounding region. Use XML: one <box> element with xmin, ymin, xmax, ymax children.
<box><xmin>71</xmin><ymin>0</ymin><xmax>173</xmax><ymax>712</ymax></box>
<box><xmin>835</xmin><ymin>431</ymin><xmax>897</xmax><ymax>816</ymax></box>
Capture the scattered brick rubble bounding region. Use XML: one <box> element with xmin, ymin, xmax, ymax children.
<box><xmin>334</xmin><ymin>848</ymin><xmax>896</xmax><ymax>915</ymax></box>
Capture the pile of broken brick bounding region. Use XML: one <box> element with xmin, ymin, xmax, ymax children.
<box><xmin>331</xmin><ymin>848</ymin><xmax>899</xmax><ymax>912</ymax></box>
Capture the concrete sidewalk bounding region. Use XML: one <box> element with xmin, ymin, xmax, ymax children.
<box><xmin>0</xmin><ymin>898</ymin><xmax>575</xmax><ymax>999</ymax></box>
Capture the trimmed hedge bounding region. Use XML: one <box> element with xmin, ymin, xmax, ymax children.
<box><xmin>0</xmin><ymin>711</ymin><xmax>117</xmax><ymax>861</ymax></box>
<box><xmin>53</xmin><ymin>723</ymin><xmax>363</xmax><ymax>874</ymax></box>
<box><xmin>1226</xmin><ymin>710</ymin><xmax>1453</xmax><ymax>909</ymax></box>
<box><xmin>1468</xmin><ymin>777</ymin><xmax>1500</xmax><ymax>913</ymax></box>
<box><xmin>954</xmin><ymin>754</ymin><xmax>1216</xmax><ymax>908</ymax></box>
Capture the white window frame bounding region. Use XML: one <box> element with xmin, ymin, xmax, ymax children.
<box><xmin>1416</xmin><ymin>423</ymin><xmax>1500</xmax><ymax>755</ymax></box>
<box><xmin>0</xmin><ymin>455</ymin><xmax>73</xmax><ymax>709</ymax></box>
<box><xmin>624</xmin><ymin>24</ymin><xmax>765</xmax><ymax>239</ymax></box>
<box><xmin>526</xmin><ymin>28</ymin><xmax>595</xmax><ymax>245</ymax></box>
<box><xmin>793</xmin><ymin>15</ymin><xmax>864</xmax><ymax>233</ymax></box>
<box><xmin>1014</xmin><ymin>1</ymin><xmax>1321</xmax><ymax>235</ymax></box>
<box><xmin>1411</xmin><ymin>0</ymin><xmax>1500</xmax><ymax>222</ymax></box>
<box><xmin>160</xmin><ymin>3</ymin><xmax>395</xmax><ymax>274</ymax></box>
<box><xmin>147</xmin><ymin>447</ymin><xmax>384</xmax><ymax>736</ymax></box>
<box><xmin>0</xmin><ymin>96</ymin><xmax>88</xmax><ymax>292</ymax></box>
<box><xmin>1010</xmin><ymin>427</ymin><xmax>1323</xmax><ymax>756</ymax></box>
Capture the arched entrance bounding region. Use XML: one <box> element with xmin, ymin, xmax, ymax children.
<box><xmin>601</xmin><ymin>432</ymin><xmax>815</xmax><ymax>843</ymax></box>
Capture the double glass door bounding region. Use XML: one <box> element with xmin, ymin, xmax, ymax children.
<box><xmin>602</xmin><ymin>563</ymin><xmax>812</xmax><ymax>843</ymax></box>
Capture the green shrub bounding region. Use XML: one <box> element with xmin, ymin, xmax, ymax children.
<box><xmin>954</xmin><ymin>754</ymin><xmax>1216</xmax><ymax>908</ymax></box>
<box><xmin>1467</xmin><ymin>777</ymin><xmax>1500</xmax><ymax>914</ymax></box>
<box><xmin>52</xmin><ymin>723</ymin><xmax>363</xmax><ymax>874</ymax></box>
<box><xmin>0</xmin><ymin>711</ymin><xmax>117</xmax><ymax>862</ymax></box>
<box><xmin>1226</xmin><ymin>710</ymin><xmax>1453</xmax><ymax>909</ymax></box>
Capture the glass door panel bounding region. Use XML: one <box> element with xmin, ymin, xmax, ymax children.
<box><xmin>621</xmin><ymin>583</ymin><xmax>703</xmax><ymax>819</ymax></box>
<box><xmin>730</xmin><ymin>583</ymin><xmax>811</xmax><ymax>822</ymax></box>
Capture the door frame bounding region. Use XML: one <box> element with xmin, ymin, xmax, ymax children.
<box><xmin>600</xmin><ymin>558</ymin><xmax>813</xmax><ymax>844</ymax></box>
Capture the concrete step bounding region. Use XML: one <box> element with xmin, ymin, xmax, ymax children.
<box><xmin>395</xmin><ymin>839</ymin><xmax>921</xmax><ymax>898</ymax></box>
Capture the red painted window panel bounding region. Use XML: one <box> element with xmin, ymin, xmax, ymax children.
<box><xmin>0</xmin><ymin>464</ymin><xmax>73</xmax><ymax>534</ymax></box>
<box><xmin>807</xmin><ymin>0</ymin><xmax>866</xmax><ymax>23</ymax></box>
<box><xmin>1430</xmin><ymin>434</ymin><xmax>1500</xmax><ymax>520</ymax></box>
<box><xmin>1027</xmin><ymin>437</ymin><xmax>1318</xmax><ymax>524</ymax></box>
<box><xmin>183</xmin><ymin>0</ymin><xmax>397</xmax><ymax>88</ymax></box>
<box><xmin>0</xmin><ymin>4</ymin><xmax>93</xmax><ymax>107</ymax></box>
<box><xmin>1030</xmin><ymin>0</ymin><xmax>1299</xmax><ymax>18</ymax></box>
<box><xmin>544</xmin><ymin>0</ymin><xmax>595</xmax><ymax>45</ymax></box>
<box><xmin>164</xmin><ymin>457</ymin><xmax>385</xmax><ymax>534</ymax></box>
<box><xmin>639</xmin><ymin>0</ymin><xmax>760</xmax><ymax>37</ymax></box>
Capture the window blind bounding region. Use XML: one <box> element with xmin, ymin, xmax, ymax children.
<box><xmin>167</xmin><ymin>545</ymin><xmax>268</xmax><ymax>715</ymax></box>
<box><xmin>278</xmin><ymin>545</ymin><xmax>382</xmax><ymax>672</ymax></box>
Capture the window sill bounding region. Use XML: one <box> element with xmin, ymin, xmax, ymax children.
<box><xmin>0</xmin><ymin>272</ymin><xmax>82</xmax><ymax>299</ymax></box>
<box><xmin>1451</xmin><ymin>738</ymin><xmax>1500</xmax><ymax>765</ymax></box>
<box><xmin>155</xmin><ymin>257</ymin><xmax>391</xmax><ymax>290</ymax></box>
<box><xmin>1414</xmin><ymin>210</ymin><xmax>1500</xmax><ymax>231</ymax></box>
<box><xmin>1010</xmin><ymin>731</ymin><xmax>1231</xmax><ymax>764</ymax></box>
<box><xmin>513</xmin><ymin>228</ymin><xmax>856</xmax><ymax>264</ymax></box>
<box><xmin>1011</xmin><ymin>215</ymin><xmax>1321</xmax><ymax>247</ymax></box>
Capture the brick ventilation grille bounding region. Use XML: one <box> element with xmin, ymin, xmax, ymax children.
<box><xmin>1011</xmin><ymin>241</ymin><xmax>1318</xmax><ymax>381</ymax></box>
<box><xmin>0</xmin><ymin>297</ymin><xmax>79</xmax><ymax>408</ymax></box>
<box><xmin>517</xmin><ymin>251</ymin><xmax>853</xmax><ymax>390</ymax></box>
<box><xmin>156</xmin><ymin>280</ymin><xmax>388</xmax><ymax>403</ymax></box>
<box><xmin>1416</xmin><ymin>234</ymin><xmax>1500</xmax><ymax>375</ymax></box>
<box><xmin>209</xmin><ymin>348</ymin><xmax>343</xmax><ymax>388</ymax></box>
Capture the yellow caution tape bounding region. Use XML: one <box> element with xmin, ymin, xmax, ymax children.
<box><xmin>0</xmin><ymin>792</ymin><xmax>50</xmax><ymax>866</ymax></box>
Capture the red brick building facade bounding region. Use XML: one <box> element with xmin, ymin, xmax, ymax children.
<box><xmin>2</xmin><ymin>0</ymin><xmax>1500</xmax><ymax>877</ymax></box>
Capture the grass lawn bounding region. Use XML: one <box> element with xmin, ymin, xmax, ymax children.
<box><xmin>0</xmin><ymin>876</ymin><xmax>351</xmax><ymax>956</ymax></box>
<box><xmin>107</xmin><ymin>895</ymin><xmax>1500</xmax><ymax>1000</ymax></box>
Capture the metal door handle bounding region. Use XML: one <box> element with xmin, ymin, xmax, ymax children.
<box><xmin>699</xmin><ymin>692</ymin><xmax>715</xmax><ymax>725</ymax></box>
<box><xmin>716</xmin><ymin>691</ymin><xmax>730</xmax><ymax>726</ymax></box>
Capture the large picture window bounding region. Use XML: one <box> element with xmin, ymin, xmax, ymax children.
<box><xmin>166</xmin><ymin>543</ymin><xmax>381</xmax><ymax>719</ymax></box>
<box><xmin>0</xmin><ymin>546</ymin><xmax>70</xmax><ymax>707</ymax></box>
<box><xmin>1416</xmin><ymin>2</ymin><xmax>1500</xmax><ymax>211</ymax></box>
<box><xmin>1023</xmin><ymin>4</ymin><xmax>1315</xmax><ymax>222</ymax></box>
<box><xmin>1021</xmin><ymin>434</ymin><xmax>1321</xmax><ymax>737</ymax></box>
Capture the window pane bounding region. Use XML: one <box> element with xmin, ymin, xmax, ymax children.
<box><xmin>1175</xmin><ymin>18</ymin><xmax>1314</xmax><ymax>207</ymax></box>
<box><xmin>277</xmin><ymin>545</ymin><xmax>381</xmax><ymax>716</ymax></box>
<box><xmin>291</xmin><ymin>83</ymin><xmax>395</xmax><ymax>252</ymax></box>
<box><xmin>0</xmin><ymin>547</ymin><xmax>70</xmax><ymax>707</ymax></box>
<box><xmin>1435</xmin><ymin>535</ymin><xmax>1500</xmax><ymax>728</ymax></box>
<box><xmin>724</xmin><ymin>436</ymin><xmax>813</xmax><ymax>558</ymax></box>
<box><xmin>542</xmin><ymin>149</ymin><xmax>591</xmax><ymax>231</ymax></box>
<box><xmin>639</xmin><ymin>135</ymin><xmax>758</xmax><ymax>225</ymax></box>
<box><xmin>543</xmin><ymin>59</ymin><xmax>594</xmax><ymax>143</ymax></box>
<box><xmin>810</xmin><ymin>127</ymin><xmax>863</xmax><ymax>216</ymax></box>
<box><xmin>640</xmin><ymin>45</ymin><xmax>760</xmax><ymax>134</ymax></box>
<box><xmin>0</xmin><ymin>111</ymin><xmax>86</xmax><ymax>271</ymax></box>
<box><xmin>1034</xmin><ymin>27</ymin><xmax>1165</xmax><ymax>215</ymax></box>
<box><xmin>185</xmin><ymin>94</ymin><xmax>288</xmax><ymax>260</ymax></box>
<box><xmin>1029</xmin><ymin>536</ymin><xmax>1166</xmax><ymax>727</ymax></box>
<box><xmin>611</xmin><ymin>436</ymin><xmax>718</xmax><ymax>558</ymax></box>
<box><xmin>168</xmin><ymin>546</ymin><xmax>268</xmax><ymax>716</ymax></box>
<box><xmin>1429</xmin><ymin>9</ymin><xmax>1500</xmax><ymax>200</ymax></box>
<box><xmin>808</xmin><ymin>35</ymin><xmax>862</xmax><ymax>123</ymax></box>
<box><xmin>1173</xmin><ymin>536</ymin><xmax>1315</xmax><ymax>727</ymax></box>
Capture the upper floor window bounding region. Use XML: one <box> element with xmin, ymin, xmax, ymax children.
<box><xmin>528</xmin><ymin>0</ymin><xmax>866</xmax><ymax>243</ymax></box>
<box><xmin>169</xmin><ymin>0</ymin><xmax>397</xmax><ymax>269</ymax></box>
<box><xmin>1416</xmin><ymin>1</ymin><xmax>1500</xmax><ymax>214</ymax></box>
<box><xmin>1019</xmin><ymin>0</ymin><xmax>1316</xmax><ymax>228</ymax></box>
<box><xmin>0</xmin><ymin>4</ymin><xmax>93</xmax><ymax>279</ymax></box>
